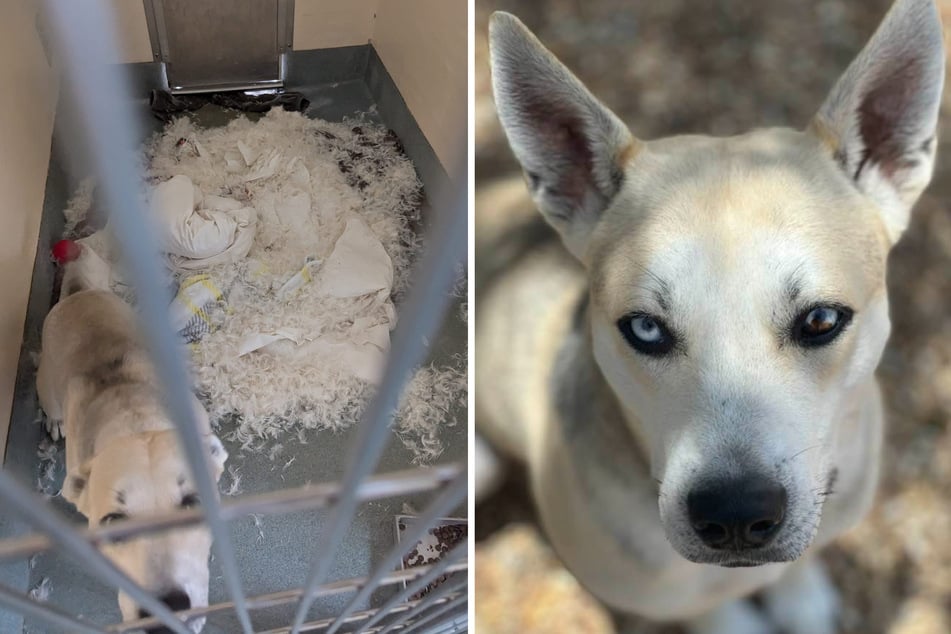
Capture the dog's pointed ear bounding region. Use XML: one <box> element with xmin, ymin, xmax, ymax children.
<box><xmin>63</xmin><ymin>460</ymin><xmax>92</xmax><ymax>515</ymax></box>
<box><xmin>206</xmin><ymin>434</ymin><xmax>228</xmax><ymax>481</ymax></box>
<box><xmin>809</xmin><ymin>0</ymin><xmax>944</xmax><ymax>242</ymax></box>
<box><xmin>489</xmin><ymin>12</ymin><xmax>637</xmax><ymax>259</ymax></box>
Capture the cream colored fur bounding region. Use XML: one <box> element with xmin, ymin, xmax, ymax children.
<box><xmin>36</xmin><ymin>289</ymin><xmax>227</xmax><ymax>631</ymax></box>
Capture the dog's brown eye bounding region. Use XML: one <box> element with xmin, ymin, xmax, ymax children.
<box><xmin>180</xmin><ymin>493</ymin><xmax>200</xmax><ymax>508</ymax></box>
<box><xmin>618</xmin><ymin>313</ymin><xmax>676</xmax><ymax>356</ymax></box>
<box><xmin>793</xmin><ymin>305</ymin><xmax>853</xmax><ymax>347</ymax></box>
<box><xmin>99</xmin><ymin>512</ymin><xmax>127</xmax><ymax>525</ymax></box>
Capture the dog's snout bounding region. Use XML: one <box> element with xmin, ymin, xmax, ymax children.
<box><xmin>687</xmin><ymin>479</ymin><xmax>786</xmax><ymax>550</ymax></box>
<box><xmin>139</xmin><ymin>589</ymin><xmax>191</xmax><ymax>634</ymax></box>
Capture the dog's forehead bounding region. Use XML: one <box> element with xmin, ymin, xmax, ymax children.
<box><xmin>590</xmin><ymin>130</ymin><xmax>889</xmax><ymax>311</ymax></box>
<box><xmin>89</xmin><ymin>434</ymin><xmax>191</xmax><ymax>508</ymax></box>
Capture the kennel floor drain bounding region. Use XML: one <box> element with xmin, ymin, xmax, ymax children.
<box><xmin>395</xmin><ymin>514</ymin><xmax>466</xmax><ymax>598</ymax></box>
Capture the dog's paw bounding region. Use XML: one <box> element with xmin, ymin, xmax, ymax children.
<box><xmin>762</xmin><ymin>559</ymin><xmax>839</xmax><ymax>634</ymax></box>
<box><xmin>44</xmin><ymin>418</ymin><xmax>64</xmax><ymax>442</ymax></box>
<box><xmin>686</xmin><ymin>600</ymin><xmax>775</xmax><ymax>634</ymax></box>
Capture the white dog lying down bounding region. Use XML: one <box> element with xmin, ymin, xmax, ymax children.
<box><xmin>476</xmin><ymin>0</ymin><xmax>943</xmax><ymax>632</ymax></box>
<box><xmin>37</xmin><ymin>284</ymin><xmax>227</xmax><ymax>633</ymax></box>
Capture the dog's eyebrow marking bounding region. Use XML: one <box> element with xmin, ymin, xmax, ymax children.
<box><xmin>825</xmin><ymin>467</ymin><xmax>839</xmax><ymax>496</ymax></box>
<box><xmin>115</xmin><ymin>490</ymin><xmax>125</xmax><ymax>506</ymax></box>
<box><xmin>632</xmin><ymin>264</ymin><xmax>672</xmax><ymax>312</ymax></box>
<box><xmin>783</xmin><ymin>267</ymin><xmax>805</xmax><ymax>304</ymax></box>
<box><xmin>177</xmin><ymin>475</ymin><xmax>186</xmax><ymax>488</ymax></box>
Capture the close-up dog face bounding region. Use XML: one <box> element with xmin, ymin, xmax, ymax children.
<box><xmin>489</xmin><ymin>0</ymin><xmax>943</xmax><ymax>568</ymax></box>
<box><xmin>587</xmin><ymin>131</ymin><xmax>893</xmax><ymax>565</ymax></box>
<box><xmin>65</xmin><ymin>429</ymin><xmax>227</xmax><ymax>631</ymax></box>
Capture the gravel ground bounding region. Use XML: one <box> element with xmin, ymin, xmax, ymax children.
<box><xmin>474</xmin><ymin>1</ymin><xmax>951</xmax><ymax>632</ymax></box>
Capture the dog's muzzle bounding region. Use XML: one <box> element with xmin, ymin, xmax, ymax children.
<box><xmin>686</xmin><ymin>477</ymin><xmax>787</xmax><ymax>553</ymax></box>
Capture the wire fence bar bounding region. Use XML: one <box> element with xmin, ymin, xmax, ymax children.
<box><xmin>377</xmin><ymin>581</ymin><xmax>467</xmax><ymax>634</ymax></box>
<box><xmin>108</xmin><ymin>561</ymin><xmax>467</xmax><ymax>632</ymax></box>
<box><xmin>422</xmin><ymin>616</ymin><xmax>468</xmax><ymax>634</ymax></box>
<box><xmin>355</xmin><ymin>540</ymin><xmax>467</xmax><ymax>634</ymax></box>
<box><xmin>399</xmin><ymin>593</ymin><xmax>467</xmax><ymax>634</ymax></box>
<box><xmin>0</xmin><ymin>464</ymin><xmax>461</xmax><ymax>563</ymax></box>
<box><xmin>0</xmin><ymin>471</ymin><xmax>191</xmax><ymax>634</ymax></box>
<box><xmin>0</xmin><ymin>583</ymin><xmax>107</xmax><ymax>634</ymax></box>
<box><xmin>326</xmin><ymin>474</ymin><xmax>467</xmax><ymax>634</ymax></box>
<box><xmin>256</xmin><ymin>592</ymin><xmax>463</xmax><ymax>634</ymax></box>
<box><xmin>288</xmin><ymin>145</ymin><xmax>467</xmax><ymax>634</ymax></box>
<box><xmin>42</xmin><ymin>0</ymin><xmax>257</xmax><ymax>630</ymax></box>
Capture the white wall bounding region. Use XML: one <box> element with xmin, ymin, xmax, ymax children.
<box><xmin>372</xmin><ymin>0</ymin><xmax>467</xmax><ymax>172</ymax></box>
<box><xmin>111</xmin><ymin>0</ymin><xmax>153</xmax><ymax>63</ymax></box>
<box><xmin>0</xmin><ymin>0</ymin><xmax>58</xmax><ymax>455</ymax></box>
<box><xmin>293</xmin><ymin>0</ymin><xmax>378</xmax><ymax>49</ymax></box>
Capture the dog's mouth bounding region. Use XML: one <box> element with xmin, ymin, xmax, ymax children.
<box><xmin>678</xmin><ymin>545</ymin><xmax>798</xmax><ymax>568</ymax></box>
<box><xmin>718</xmin><ymin>560</ymin><xmax>764</xmax><ymax>568</ymax></box>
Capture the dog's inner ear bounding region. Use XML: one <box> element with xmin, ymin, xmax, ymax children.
<box><xmin>489</xmin><ymin>12</ymin><xmax>637</xmax><ymax>259</ymax></box>
<box><xmin>810</xmin><ymin>0</ymin><xmax>944</xmax><ymax>242</ymax></box>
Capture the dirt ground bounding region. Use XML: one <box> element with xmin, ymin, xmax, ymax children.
<box><xmin>474</xmin><ymin>1</ymin><xmax>951</xmax><ymax>632</ymax></box>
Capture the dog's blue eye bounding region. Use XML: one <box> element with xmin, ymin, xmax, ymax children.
<box><xmin>793</xmin><ymin>305</ymin><xmax>853</xmax><ymax>347</ymax></box>
<box><xmin>618</xmin><ymin>314</ymin><xmax>675</xmax><ymax>356</ymax></box>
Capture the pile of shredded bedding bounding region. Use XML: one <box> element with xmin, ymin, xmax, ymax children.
<box><xmin>62</xmin><ymin>109</ymin><xmax>465</xmax><ymax>462</ymax></box>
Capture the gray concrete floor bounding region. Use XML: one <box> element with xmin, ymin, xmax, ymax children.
<box><xmin>6</xmin><ymin>74</ymin><xmax>466</xmax><ymax>633</ymax></box>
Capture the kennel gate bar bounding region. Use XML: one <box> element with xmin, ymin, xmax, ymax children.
<box><xmin>0</xmin><ymin>1</ymin><xmax>469</xmax><ymax>633</ymax></box>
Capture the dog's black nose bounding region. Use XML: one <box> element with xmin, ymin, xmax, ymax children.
<box><xmin>139</xmin><ymin>589</ymin><xmax>191</xmax><ymax>634</ymax></box>
<box><xmin>687</xmin><ymin>479</ymin><xmax>786</xmax><ymax>550</ymax></box>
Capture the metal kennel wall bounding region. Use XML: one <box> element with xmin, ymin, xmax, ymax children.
<box><xmin>0</xmin><ymin>2</ymin><xmax>468</xmax><ymax>633</ymax></box>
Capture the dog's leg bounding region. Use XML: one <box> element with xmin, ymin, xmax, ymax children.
<box><xmin>684</xmin><ymin>600</ymin><xmax>774</xmax><ymax>634</ymax></box>
<box><xmin>36</xmin><ymin>360</ymin><xmax>64</xmax><ymax>441</ymax></box>
<box><xmin>474</xmin><ymin>433</ymin><xmax>506</xmax><ymax>502</ymax></box>
<box><xmin>761</xmin><ymin>557</ymin><xmax>839</xmax><ymax>634</ymax></box>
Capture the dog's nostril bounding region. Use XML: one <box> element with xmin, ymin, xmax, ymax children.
<box><xmin>745</xmin><ymin>516</ymin><xmax>782</xmax><ymax>545</ymax></box>
<box><xmin>139</xmin><ymin>590</ymin><xmax>191</xmax><ymax>634</ymax></box>
<box><xmin>692</xmin><ymin>521</ymin><xmax>729</xmax><ymax>546</ymax></box>
<box><xmin>159</xmin><ymin>589</ymin><xmax>191</xmax><ymax>612</ymax></box>
<box><xmin>749</xmin><ymin>519</ymin><xmax>778</xmax><ymax>535</ymax></box>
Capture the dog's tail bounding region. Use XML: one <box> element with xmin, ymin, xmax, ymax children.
<box><xmin>53</xmin><ymin>239</ymin><xmax>112</xmax><ymax>299</ymax></box>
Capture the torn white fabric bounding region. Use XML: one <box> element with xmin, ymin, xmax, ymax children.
<box><xmin>150</xmin><ymin>174</ymin><xmax>257</xmax><ymax>268</ymax></box>
<box><xmin>319</xmin><ymin>214</ymin><xmax>394</xmax><ymax>298</ymax></box>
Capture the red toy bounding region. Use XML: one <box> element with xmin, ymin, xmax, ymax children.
<box><xmin>51</xmin><ymin>239</ymin><xmax>82</xmax><ymax>264</ymax></box>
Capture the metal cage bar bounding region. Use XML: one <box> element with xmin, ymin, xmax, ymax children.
<box><xmin>111</xmin><ymin>560</ymin><xmax>468</xmax><ymax>632</ymax></box>
<box><xmin>0</xmin><ymin>583</ymin><xmax>106</xmax><ymax>634</ymax></box>
<box><xmin>289</xmin><ymin>148</ymin><xmax>467</xmax><ymax>633</ymax></box>
<box><xmin>0</xmin><ymin>473</ymin><xmax>191</xmax><ymax>633</ymax></box>
<box><xmin>258</xmin><ymin>593</ymin><xmax>463</xmax><ymax>634</ymax></box>
<box><xmin>42</xmin><ymin>0</ymin><xmax>256</xmax><ymax>630</ymax></box>
<box><xmin>399</xmin><ymin>593</ymin><xmax>467</xmax><ymax>634</ymax></box>
<box><xmin>356</xmin><ymin>540</ymin><xmax>467</xmax><ymax>634</ymax></box>
<box><xmin>377</xmin><ymin>580</ymin><xmax>467</xmax><ymax>634</ymax></box>
<box><xmin>326</xmin><ymin>474</ymin><xmax>466</xmax><ymax>634</ymax></box>
<box><xmin>0</xmin><ymin>465</ymin><xmax>460</xmax><ymax>563</ymax></box>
